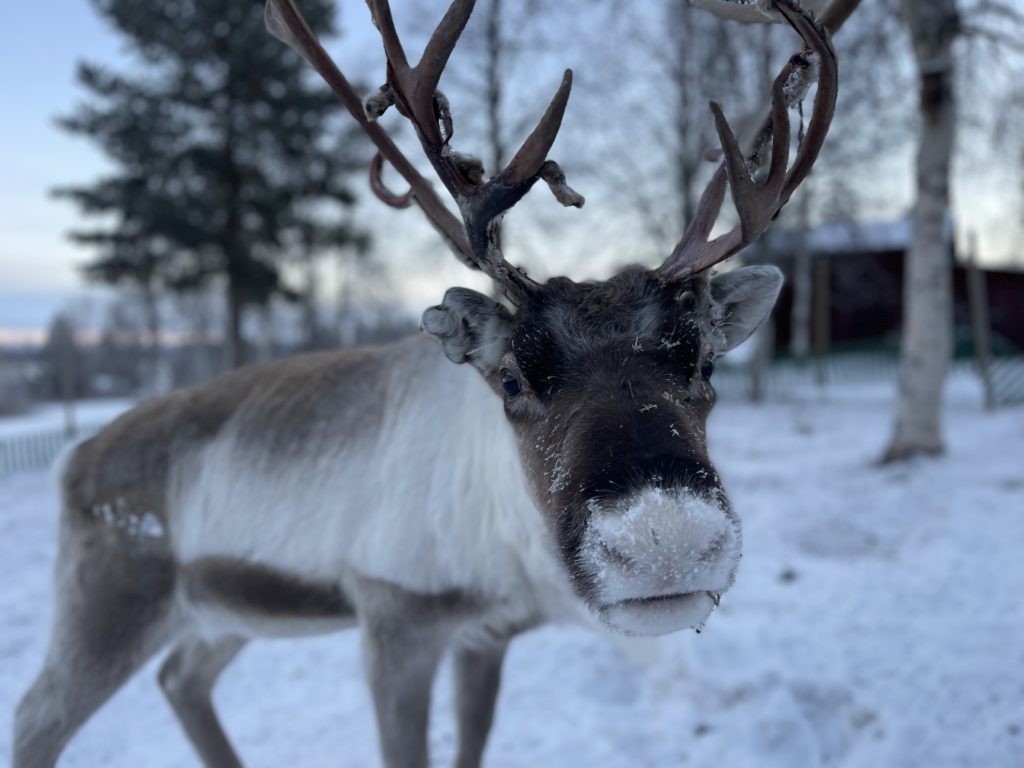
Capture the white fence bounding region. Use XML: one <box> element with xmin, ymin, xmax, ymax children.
<box><xmin>714</xmin><ymin>355</ymin><xmax>1024</xmax><ymax>403</ymax></box>
<box><xmin>991</xmin><ymin>356</ymin><xmax>1024</xmax><ymax>405</ymax></box>
<box><xmin>0</xmin><ymin>422</ymin><xmax>108</xmax><ymax>479</ymax></box>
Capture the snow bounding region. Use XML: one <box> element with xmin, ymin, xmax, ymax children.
<box><xmin>766</xmin><ymin>216</ymin><xmax>956</xmax><ymax>257</ymax></box>
<box><xmin>0</xmin><ymin>399</ymin><xmax>133</xmax><ymax>439</ymax></box>
<box><xmin>2</xmin><ymin>375</ymin><xmax>1023</xmax><ymax>767</ymax></box>
<box><xmin>89</xmin><ymin>499</ymin><xmax>165</xmax><ymax>539</ymax></box>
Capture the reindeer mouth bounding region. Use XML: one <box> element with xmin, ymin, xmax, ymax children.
<box><xmin>599</xmin><ymin>590</ymin><xmax>721</xmax><ymax>637</ymax></box>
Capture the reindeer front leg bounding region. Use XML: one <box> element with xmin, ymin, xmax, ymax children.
<box><xmin>362</xmin><ymin>616</ymin><xmax>448</xmax><ymax>768</ymax></box>
<box><xmin>452</xmin><ymin>642</ymin><xmax>508</xmax><ymax>768</ymax></box>
<box><xmin>354</xmin><ymin>573</ymin><xmax>468</xmax><ymax>768</ymax></box>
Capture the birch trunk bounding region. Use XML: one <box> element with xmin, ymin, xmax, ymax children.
<box><xmin>884</xmin><ymin>0</ymin><xmax>959</xmax><ymax>461</ymax></box>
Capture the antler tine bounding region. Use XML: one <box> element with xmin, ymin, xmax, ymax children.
<box><xmin>338</xmin><ymin>0</ymin><xmax>582</xmax><ymax>302</ymax></box>
<box><xmin>369</xmin><ymin>152</ymin><xmax>414</xmax><ymax>208</ymax></box>
<box><xmin>364</xmin><ymin>0</ymin><xmax>409</xmax><ymax>74</ymax></box>
<box><xmin>777</xmin><ymin>0</ymin><xmax>838</xmax><ymax>202</ymax></box>
<box><xmin>658</xmin><ymin>0</ymin><xmax>839</xmax><ymax>279</ymax></box>
<box><xmin>265</xmin><ymin>0</ymin><xmax>476</xmax><ymax>268</ymax></box>
<box><xmin>270</xmin><ymin>0</ymin><xmax>583</xmax><ymax>301</ymax></box>
<box><xmin>503</xmin><ymin>70</ymin><xmax>574</xmax><ymax>187</ymax></box>
<box><xmin>453</xmin><ymin>69</ymin><xmax>584</xmax><ymax>299</ymax></box>
<box><xmin>365</xmin><ymin>0</ymin><xmax>474</xmax><ymax>150</ymax></box>
<box><xmin>417</xmin><ymin>0</ymin><xmax>476</xmax><ymax>110</ymax></box>
<box><xmin>451</xmin><ymin>70</ymin><xmax>580</xmax><ymax>266</ymax></box>
<box><xmin>765</xmin><ymin>78</ymin><xmax>793</xmax><ymax>188</ymax></box>
<box><xmin>712</xmin><ymin>74</ymin><xmax>792</xmax><ymax>244</ymax></box>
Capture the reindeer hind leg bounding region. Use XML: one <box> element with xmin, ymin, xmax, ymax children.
<box><xmin>158</xmin><ymin>635</ymin><xmax>248</xmax><ymax>768</ymax></box>
<box><xmin>13</xmin><ymin>525</ymin><xmax>177</xmax><ymax>768</ymax></box>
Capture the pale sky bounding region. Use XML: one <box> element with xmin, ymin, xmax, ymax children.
<box><xmin>1</xmin><ymin>1</ymin><xmax>1021</xmax><ymax>334</ymax></box>
<box><xmin>0</xmin><ymin>0</ymin><xmax>527</xmax><ymax>331</ymax></box>
<box><xmin>1</xmin><ymin>3</ymin><xmax>122</xmax><ymax>326</ymax></box>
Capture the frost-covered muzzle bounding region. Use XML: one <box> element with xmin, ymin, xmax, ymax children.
<box><xmin>580</xmin><ymin>487</ymin><xmax>741</xmax><ymax>636</ymax></box>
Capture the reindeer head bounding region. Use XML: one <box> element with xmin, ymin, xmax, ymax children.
<box><xmin>267</xmin><ymin>0</ymin><xmax>836</xmax><ymax>635</ymax></box>
<box><xmin>424</xmin><ymin>265</ymin><xmax>786</xmax><ymax>633</ymax></box>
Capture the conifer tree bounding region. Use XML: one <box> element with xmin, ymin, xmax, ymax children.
<box><xmin>57</xmin><ymin>0</ymin><xmax>369</xmax><ymax>368</ymax></box>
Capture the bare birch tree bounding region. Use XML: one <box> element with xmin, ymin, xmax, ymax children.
<box><xmin>884</xmin><ymin>0</ymin><xmax>960</xmax><ymax>461</ymax></box>
<box><xmin>580</xmin><ymin>3</ymin><xmax>754</xmax><ymax>256</ymax></box>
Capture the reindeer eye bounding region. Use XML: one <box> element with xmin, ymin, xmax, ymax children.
<box><xmin>701</xmin><ymin>359</ymin><xmax>715</xmax><ymax>380</ymax></box>
<box><xmin>501</xmin><ymin>370</ymin><xmax>522</xmax><ymax>397</ymax></box>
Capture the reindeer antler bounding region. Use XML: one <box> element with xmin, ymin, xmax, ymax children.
<box><xmin>265</xmin><ymin>0</ymin><xmax>583</xmax><ymax>304</ymax></box>
<box><xmin>658</xmin><ymin>0</ymin><xmax>841</xmax><ymax>279</ymax></box>
<box><xmin>267</xmin><ymin>0</ymin><xmax>855</xmax><ymax>290</ymax></box>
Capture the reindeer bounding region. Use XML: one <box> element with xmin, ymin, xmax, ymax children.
<box><xmin>13</xmin><ymin>1</ymin><xmax>844</xmax><ymax>766</ymax></box>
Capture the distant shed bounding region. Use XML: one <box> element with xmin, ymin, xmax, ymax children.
<box><xmin>760</xmin><ymin>218</ymin><xmax>1024</xmax><ymax>355</ymax></box>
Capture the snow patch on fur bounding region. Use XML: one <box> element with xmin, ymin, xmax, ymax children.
<box><xmin>90</xmin><ymin>498</ymin><xmax>164</xmax><ymax>538</ymax></box>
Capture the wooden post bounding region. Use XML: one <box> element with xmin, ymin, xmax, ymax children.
<box><xmin>60</xmin><ymin>328</ymin><xmax>77</xmax><ymax>440</ymax></box>
<box><xmin>749</xmin><ymin>318</ymin><xmax>775</xmax><ymax>403</ymax></box>
<box><xmin>812</xmin><ymin>255</ymin><xmax>831</xmax><ymax>386</ymax></box>
<box><xmin>790</xmin><ymin>192</ymin><xmax>813</xmax><ymax>363</ymax></box>
<box><xmin>965</xmin><ymin>230</ymin><xmax>995</xmax><ymax>409</ymax></box>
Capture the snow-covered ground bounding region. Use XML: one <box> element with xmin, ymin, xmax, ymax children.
<box><xmin>2</xmin><ymin>376</ymin><xmax>1022</xmax><ymax>767</ymax></box>
<box><xmin>0</xmin><ymin>399</ymin><xmax>133</xmax><ymax>439</ymax></box>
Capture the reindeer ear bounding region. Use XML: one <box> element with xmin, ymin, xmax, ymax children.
<box><xmin>422</xmin><ymin>288</ymin><xmax>514</xmax><ymax>375</ymax></box>
<box><xmin>709</xmin><ymin>265</ymin><xmax>783</xmax><ymax>353</ymax></box>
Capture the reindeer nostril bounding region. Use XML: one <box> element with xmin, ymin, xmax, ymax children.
<box><xmin>699</xmin><ymin>533</ymin><xmax>727</xmax><ymax>562</ymax></box>
<box><xmin>600</xmin><ymin>541</ymin><xmax>633</xmax><ymax>569</ymax></box>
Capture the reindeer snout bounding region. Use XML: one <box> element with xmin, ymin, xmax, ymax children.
<box><xmin>580</xmin><ymin>487</ymin><xmax>741</xmax><ymax>634</ymax></box>
<box><xmin>597</xmin><ymin>527</ymin><xmax>730</xmax><ymax>577</ymax></box>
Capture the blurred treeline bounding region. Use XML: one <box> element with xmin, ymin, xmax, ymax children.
<box><xmin>3</xmin><ymin>0</ymin><xmax>1023</xmax><ymax>414</ymax></box>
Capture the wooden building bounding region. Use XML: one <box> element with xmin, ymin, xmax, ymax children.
<box><xmin>761</xmin><ymin>218</ymin><xmax>1024</xmax><ymax>355</ymax></box>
